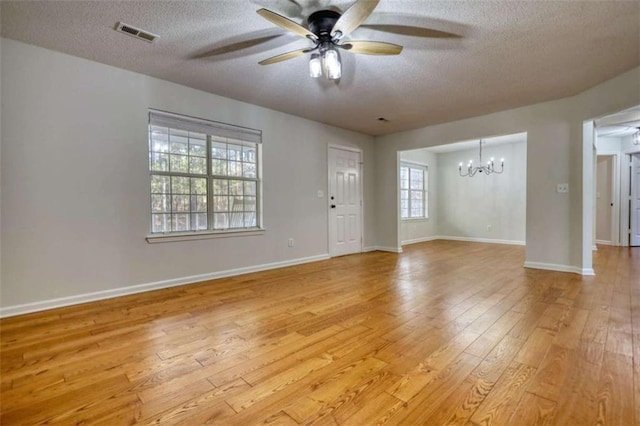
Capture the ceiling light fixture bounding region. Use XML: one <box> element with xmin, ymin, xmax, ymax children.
<box><xmin>258</xmin><ymin>4</ymin><xmax>403</xmax><ymax>81</ymax></box>
<box><xmin>634</xmin><ymin>127</ymin><xmax>640</xmax><ymax>145</ymax></box>
<box><xmin>309</xmin><ymin>40</ymin><xmax>342</xmax><ymax>80</ymax></box>
<box><xmin>320</xmin><ymin>44</ymin><xmax>342</xmax><ymax>80</ymax></box>
<box><xmin>309</xmin><ymin>45</ymin><xmax>341</xmax><ymax>80</ymax></box>
<box><xmin>459</xmin><ymin>140</ymin><xmax>504</xmax><ymax>177</ymax></box>
<box><xmin>309</xmin><ymin>53</ymin><xmax>322</xmax><ymax>78</ymax></box>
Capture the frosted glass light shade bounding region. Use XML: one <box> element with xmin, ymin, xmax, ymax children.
<box><xmin>322</xmin><ymin>48</ymin><xmax>341</xmax><ymax>80</ymax></box>
<box><xmin>309</xmin><ymin>54</ymin><xmax>322</xmax><ymax>78</ymax></box>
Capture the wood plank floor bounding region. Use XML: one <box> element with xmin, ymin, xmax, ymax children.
<box><xmin>1</xmin><ymin>241</ymin><xmax>638</xmax><ymax>425</ymax></box>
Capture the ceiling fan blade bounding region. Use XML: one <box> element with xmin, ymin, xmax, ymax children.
<box><xmin>256</xmin><ymin>8</ymin><xmax>317</xmax><ymax>40</ymax></box>
<box><xmin>341</xmin><ymin>41</ymin><xmax>403</xmax><ymax>55</ymax></box>
<box><xmin>251</xmin><ymin>0</ymin><xmax>305</xmax><ymax>19</ymax></box>
<box><xmin>331</xmin><ymin>0</ymin><xmax>380</xmax><ymax>39</ymax></box>
<box><xmin>259</xmin><ymin>48</ymin><xmax>308</xmax><ymax>65</ymax></box>
<box><xmin>193</xmin><ymin>34</ymin><xmax>287</xmax><ymax>59</ymax></box>
<box><xmin>360</xmin><ymin>24</ymin><xmax>461</xmax><ymax>39</ymax></box>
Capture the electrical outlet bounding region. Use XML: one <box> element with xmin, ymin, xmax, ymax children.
<box><xmin>557</xmin><ymin>183</ymin><xmax>569</xmax><ymax>193</ymax></box>
<box><xmin>317</xmin><ymin>190</ymin><xmax>324</xmax><ymax>198</ymax></box>
<box><xmin>288</xmin><ymin>238</ymin><xmax>294</xmax><ymax>247</ymax></box>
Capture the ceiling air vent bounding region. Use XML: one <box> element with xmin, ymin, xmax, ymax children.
<box><xmin>115</xmin><ymin>22</ymin><xmax>158</xmax><ymax>43</ymax></box>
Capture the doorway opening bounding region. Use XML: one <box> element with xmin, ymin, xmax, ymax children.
<box><xmin>397</xmin><ymin>133</ymin><xmax>527</xmax><ymax>248</ymax></box>
<box><xmin>592</xmin><ymin>105</ymin><xmax>640</xmax><ymax>248</ymax></box>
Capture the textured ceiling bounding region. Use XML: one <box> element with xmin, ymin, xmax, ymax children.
<box><xmin>2</xmin><ymin>1</ymin><xmax>639</xmax><ymax>136</ymax></box>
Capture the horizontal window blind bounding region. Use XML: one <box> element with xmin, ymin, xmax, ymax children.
<box><xmin>149</xmin><ymin>110</ymin><xmax>262</xmax><ymax>144</ymax></box>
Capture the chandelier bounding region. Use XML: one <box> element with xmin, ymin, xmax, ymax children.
<box><xmin>459</xmin><ymin>140</ymin><xmax>504</xmax><ymax>177</ymax></box>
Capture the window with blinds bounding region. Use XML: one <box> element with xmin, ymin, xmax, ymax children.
<box><xmin>148</xmin><ymin>110</ymin><xmax>262</xmax><ymax>234</ymax></box>
<box><xmin>400</xmin><ymin>162</ymin><xmax>428</xmax><ymax>220</ymax></box>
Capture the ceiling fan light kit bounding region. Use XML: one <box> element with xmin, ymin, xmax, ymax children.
<box><xmin>320</xmin><ymin>44</ymin><xmax>342</xmax><ymax>79</ymax></box>
<box><xmin>256</xmin><ymin>0</ymin><xmax>403</xmax><ymax>80</ymax></box>
<box><xmin>309</xmin><ymin>53</ymin><xmax>322</xmax><ymax>78</ymax></box>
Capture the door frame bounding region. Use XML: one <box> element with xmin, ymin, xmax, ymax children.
<box><xmin>327</xmin><ymin>144</ymin><xmax>364</xmax><ymax>257</ymax></box>
<box><xmin>595</xmin><ymin>152</ymin><xmax>620</xmax><ymax>246</ymax></box>
<box><xmin>625</xmin><ymin>150</ymin><xmax>640</xmax><ymax>246</ymax></box>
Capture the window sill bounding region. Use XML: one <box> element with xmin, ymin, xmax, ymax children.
<box><xmin>401</xmin><ymin>218</ymin><xmax>430</xmax><ymax>222</ymax></box>
<box><xmin>146</xmin><ymin>228</ymin><xmax>266</xmax><ymax>244</ymax></box>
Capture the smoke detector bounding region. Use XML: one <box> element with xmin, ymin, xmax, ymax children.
<box><xmin>115</xmin><ymin>22</ymin><xmax>158</xmax><ymax>43</ymax></box>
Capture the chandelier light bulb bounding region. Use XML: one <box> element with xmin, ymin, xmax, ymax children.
<box><xmin>459</xmin><ymin>140</ymin><xmax>505</xmax><ymax>178</ymax></box>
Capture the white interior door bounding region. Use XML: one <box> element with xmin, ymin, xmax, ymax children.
<box><xmin>596</xmin><ymin>156</ymin><xmax>614</xmax><ymax>243</ymax></box>
<box><xmin>631</xmin><ymin>154</ymin><xmax>640</xmax><ymax>246</ymax></box>
<box><xmin>329</xmin><ymin>147</ymin><xmax>362</xmax><ymax>257</ymax></box>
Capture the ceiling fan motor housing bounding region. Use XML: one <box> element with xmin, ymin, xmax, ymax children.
<box><xmin>308</xmin><ymin>10</ymin><xmax>341</xmax><ymax>40</ymax></box>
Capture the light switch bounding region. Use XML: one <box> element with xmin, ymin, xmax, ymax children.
<box><xmin>557</xmin><ymin>183</ymin><xmax>569</xmax><ymax>193</ymax></box>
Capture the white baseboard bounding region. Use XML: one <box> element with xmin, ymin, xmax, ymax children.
<box><xmin>595</xmin><ymin>240</ymin><xmax>614</xmax><ymax>246</ymax></box>
<box><xmin>592</xmin><ymin>245</ymin><xmax>598</xmax><ymax>251</ymax></box>
<box><xmin>363</xmin><ymin>246</ymin><xmax>403</xmax><ymax>253</ymax></box>
<box><xmin>437</xmin><ymin>236</ymin><xmax>526</xmax><ymax>246</ymax></box>
<box><xmin>524</xmin><ymin>261</ymin><xmax>595</xmax><ymax>276</ymax></box>
<box><xmin>376</xmin><ymin>246</ymin><xmax>403</xmax><ymax>253</ymax></box>
<box><xmin>401</xmin><ymin>236</ymin><xmax>439</xmax><ymax>246</ymax></box>
<box><xmin>0</xmin><ymin>254</ymin><xmax>331</xmax><ymax>318</ymax></box>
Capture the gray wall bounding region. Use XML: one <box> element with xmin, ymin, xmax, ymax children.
<box><xmin>399</xmin><ymin>149</ymin><xmax>438</xmax><ymax>243</ymax></box>
<box><xmin>375</xmin><ymin>66</ymin><xmax>640</xmax><ymax>272</ymax></box>
<box><xmin>0</xmin><ymin>39</ymin><xmax>375</xmax><ymax>310</ymax></box>
<box><xmin>437</xmin><ymin>141</ymin><xmax>526</xmax><ymax>243</ymax></box>
<box><xmin>1</xmin><ymin>36</ymin><xmax>639</xmax><ymax>314</ymax></box>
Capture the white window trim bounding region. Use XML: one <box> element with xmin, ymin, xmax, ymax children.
<box><xmin>147</xmin><ymin>109</ymin><xmax>263</xmax><ymax>239</ymax></box>
<box><xmin>400</xmin><ymin>161</ymin><xmax>429</xmax><ymax>220</ymax></box>
<box><xmin>146</xmin><ymin>228</ymin><xmax>266</xmax><ymax>243</ymax></box>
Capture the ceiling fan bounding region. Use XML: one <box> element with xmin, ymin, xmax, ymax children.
<box><xmin>256</xmin><ymin>0</ymin><xmax>402</xmax><ymax>80</ymax></box>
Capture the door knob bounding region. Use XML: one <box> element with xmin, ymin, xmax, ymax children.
<box><xmin>331</xmin><ymin>204</ymin><xmax>336</xmax><ymax>208</ymax></box>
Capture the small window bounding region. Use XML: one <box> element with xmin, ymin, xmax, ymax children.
<box><xmin>148</xmin><ymin>110</ymin><xmax>262</xmax><ymax>235</ymax></box>
<box><xmin>400</xmin><ymin>162</ymin><xmax>428</xmax><ymax>220</ymax></box>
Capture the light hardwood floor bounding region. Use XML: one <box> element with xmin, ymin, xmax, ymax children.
<box><xmin>1</xmin><ymin>241</ymin><xmax>638</xmax><ymax>425</ymax></box>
